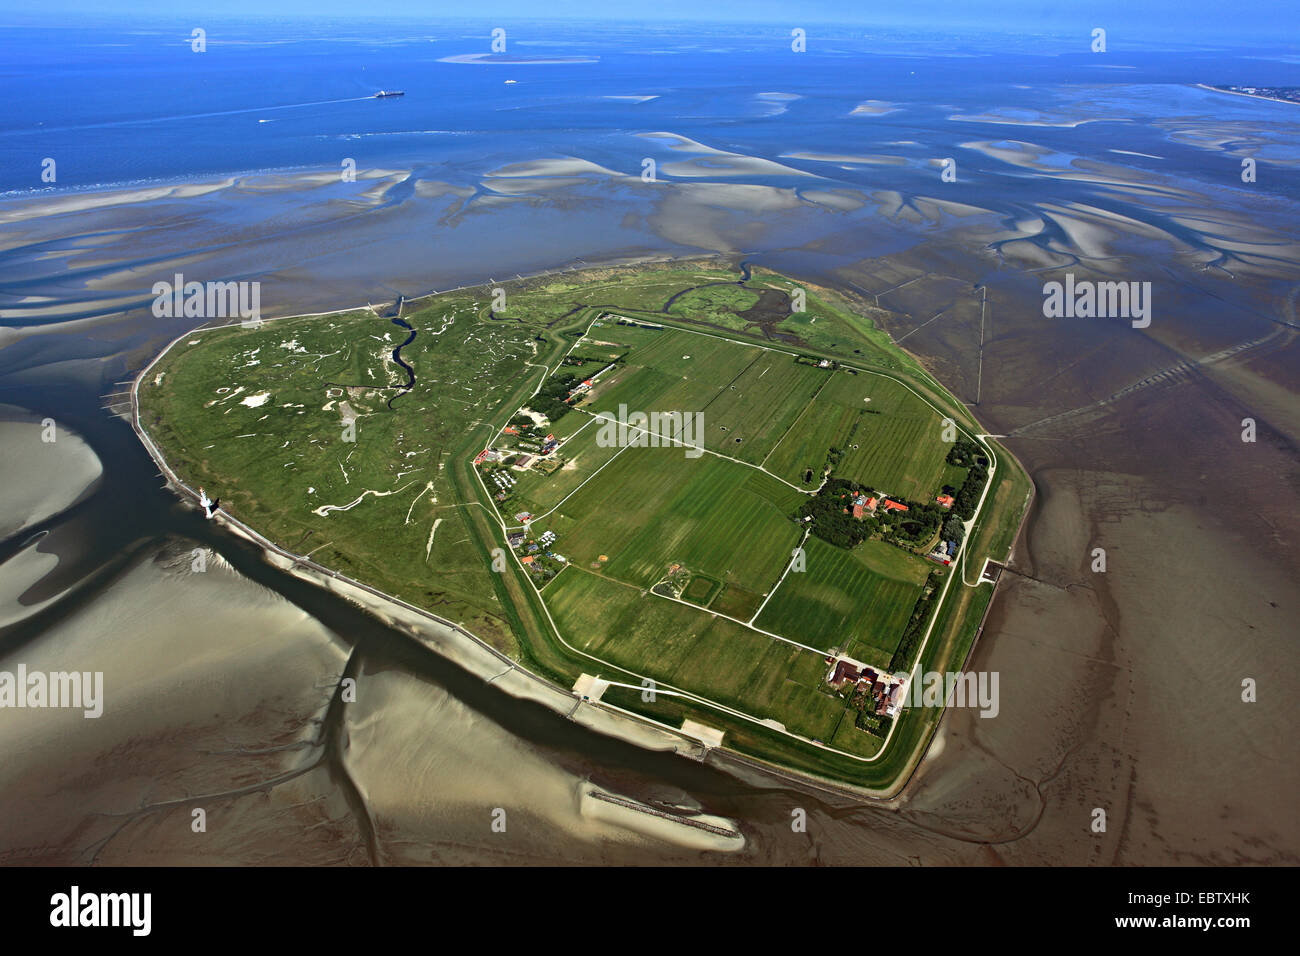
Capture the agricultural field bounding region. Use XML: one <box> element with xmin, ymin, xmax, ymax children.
<box><xmin>498</xmin><ymin>419</ymin><xmax>625</xmax><ymax>518</ymax></box>
<box><xmin>753</xmin><ymin>535</ymin><xmax>930</xmax><ymax>669</ymax></box>
<box><xmin>526</xmin><ymin>446</ymin><xmax>801</xmax><ymax>594</ymax></box>
<box><xmin>139</xmin><ymin>259</ymin><xmax>1030</xmax><ymax>791</ymax></box>
<box><xmin>764</xmin><ymin>367</ymin><xmax>951</xmax><ymax>500</ymax></box>
<box><xmin>506</xmin><ymin>312</ymin><xmax>954</xmax><ymax>741</ymax></box>
<box><xmin>696</xmin><ymin>352</ymin><xmax>829</xmax><ymax>463</ymax></box>
<box><xmin>544</xmin><ymin>568</ymin><xmax>855</xmax><ymax>743</ymax></box>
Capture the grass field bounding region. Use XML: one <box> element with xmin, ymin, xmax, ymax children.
<box><xmin>138</xmin><ymin>296</ymin><xmax>542</xmax><ymax>648</ymax></box>
<box><xmin>529</xmin><ymin>445</ymin><xmax>801</xmax><ymax>594</ymax></box>
<box><xmin>762</xmin><ymin>396</ymin><xmax>858</xmax><ymax>488</ymax></box>
<box><xmin>754</xmin><ymin>535</ymin><xmax>930</xmax><ymax>667</ymax></box>
<box><xmin>764</xmin><ymin>368</ymin><xmax>950</xmax><ymax>500</ymax></box>
<box><xmin>682</xmin><ymin>574</ymin><xmax>721</xmax><ymax>605</ymax></box>
<box><xmin>666</xmin><ymin>284</ymin><xmax>761</xmax><ymax>325</ymax></box>
<box><xmin>546</xmin><ymin>568</ymin><xmax>853</xmax><ymax>742</ymax></box>
<box><xmin>697</xmin><ymin>352</ymin><xmax>829</xmax><ymax>464</ymax></box>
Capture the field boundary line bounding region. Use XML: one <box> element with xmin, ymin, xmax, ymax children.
<box><xmin>749</xmin><ymin>528</ymin><xmax>811</xmax><ymax>625</ymax></box>
<box><xmin>566</xmin><ymin>405</ymin><xmax>812</xmax><ymax>495</ymax></box>
<box><xmin>759</xmin><ymin>372</ymin><xmax>832</xmax><ymax>470</ymax></box>
<box><xmin>512</xmin><ymin>436</ymin><xmax>631</xmax><ymax>528</ymax></box>
<box><xmin>579</xmin><ymin>564</ymin><xmax>831</xmax><ymax>658</ymax></box>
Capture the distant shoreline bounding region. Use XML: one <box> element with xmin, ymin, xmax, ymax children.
<box><xmin>438</xmin><ymin>52</ymin><xmax>598</xmax><ymax>65</ymax></box>
<box><xmin>1195</xmin><ymin>83</ymin><xmax>1300</xmax><ymax>107</ymax></box>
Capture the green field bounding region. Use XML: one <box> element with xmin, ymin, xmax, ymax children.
<box><xmin>666</xmin><ymin>284</ymin><xmax>761</xmax><ymax>326</ymax></box>
<box><xmin>545</xmin><ymin>568</ymin><xmax>855</xmax><ymax>743</ymax></box>
<box><xmin>764</xmin><ymin>369</ymin><xmax>950</xmax><ymax>500</ymax></box>
<box><xmin>137</xmin><ymin>296</ymin><xmax>540</xmax><ymax>650</ymax></box>
<box><xmin>530</xmin><ymin>445</ymin><xmax>801</xmax><ymax>594</ymax></box>
<box><xmin>138</xmin><ymin>259</ymin><xmax>1031</xmax><ymax>793</ymax></box>
<box><xmin>754</xmin><ymin>535</ymin><xmax>930</xmax><ymax>668</ymax></box>
<box><xmin>502</xmin><ymin>418</ymin><xmax>625</xmax><ymax>518</ymax></box>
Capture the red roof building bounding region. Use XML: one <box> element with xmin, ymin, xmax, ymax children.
<box><xmin>882</xmin><ymin>499</ymin><xmax>909</xmax><ymax>513</ymax></box>
<box><xmin>936</xmin><ymin>494</ymin><xmax>955</xmax><ymax>509</ymax></box>
<box><xmin>830</xmin><ymin>659</ymin><xmax>862</xmax><ymax>685</ymax></box>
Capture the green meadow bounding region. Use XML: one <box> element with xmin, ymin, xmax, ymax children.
<box><xmin>754</xmin><ymin>535</ymin><xmax>930</xmax><ymax>669</ymax></box>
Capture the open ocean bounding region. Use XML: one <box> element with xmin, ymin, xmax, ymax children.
<box><xmin>4</xmin><ymin>16</ymin><xmax>1300</xmax><ymax>199</ymax></box>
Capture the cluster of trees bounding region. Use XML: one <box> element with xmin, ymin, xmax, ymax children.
<box><xmin>795</xmin><ymin>478</ymin><xmax>873</xmax><ymax>549</ymax></box>
<box><xmin>887</xmin><ymin>572</ymin><xmax>943</xmax><ymax>673</ymax></box>
<box><xmin>561</xmin><ymin>353</ymin><xmax>619</xmax><ymax>368</ymax></box>
<box><xmin>942</xmin><ymin>513</ymin><xmax>965</xmax><ymax>543</ymax></box>
<box><xmin>823</xmin><ymin>445</ymin><xmax>844</xmax><ymax>475</ymax></box>
<box><xmin>877</xmin><ymin>500</ymin><xmax>942</xmax><ymax>547</ymax></box>
<box><xmin>944</xmin><ymin>437</ymin><xmax>989</xmax><ymax>521</ymax></box>
<box><xmin>532</xmin><ymin>372</ymin><xmax>579</xmax><ymax>423</ymax></box>
<box><xmin>951</xmin><ymin>463</ymin><xmax>989</xmax><ymax>520</ymax></box>
<box><xmin>946</xmin><ymin>438</ymin><xmax>982</xmax><ymax>469</ymax></box>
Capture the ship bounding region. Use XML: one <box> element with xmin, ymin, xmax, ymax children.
<box><xmin>373</xmin><ymin>90</ymin><xmax>405</xmax><ymax>98</ymax></box>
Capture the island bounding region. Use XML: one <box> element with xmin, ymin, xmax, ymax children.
<box><xmin>134</xmin><ymin>260</ymin><xmax>1032</xmax><ymax>796</ymax></box>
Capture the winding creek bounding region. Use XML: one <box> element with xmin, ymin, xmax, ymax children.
<box><xmin>387</xmin><ymin>315</ymin><xmax>417</xmax><ymax>409</ymax></box>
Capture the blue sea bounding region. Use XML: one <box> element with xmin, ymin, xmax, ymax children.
<box><xmin>3</xmin><ymin>15</ymin><xmax>1299</xmax><ymax>198</ymax></box>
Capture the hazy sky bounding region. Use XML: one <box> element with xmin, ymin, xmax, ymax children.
<box><xmin>0</xmin><ymin>0</ymin><xmax>1295</xmax><ymax>42</ymax></box>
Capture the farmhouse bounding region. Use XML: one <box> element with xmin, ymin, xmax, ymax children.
<box><xmin>882</xmin><ymin>499</ymin><xmax>909</xmax><ymax>513</ymax></box>
<box><xmin>825</xmin><ymin>656</ymin><xmax>909</xmax><ymax>717</ymax></box>
<box><xmin>829</xmin><ymin>659</ymin><xmax>862</xmax><ymax>685</ymax></box>
<box><xmin>936</xmin><ymin>494</ymin><xmax>954</xmax><ymax>509</ymax></box>
<box><xmin>566</xmin><ymin>379</ymin><xmax>594</xmax><ymax>401</ymax></box>
<box><xmin>850</xmin><ymin>493</ymin><xmax>878</xmax><ymax>519</ymax></box>
<box><xmin>827</xmin><ymin>657</ymin><xmax>886</xmax><ymax>689</ymax></box>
